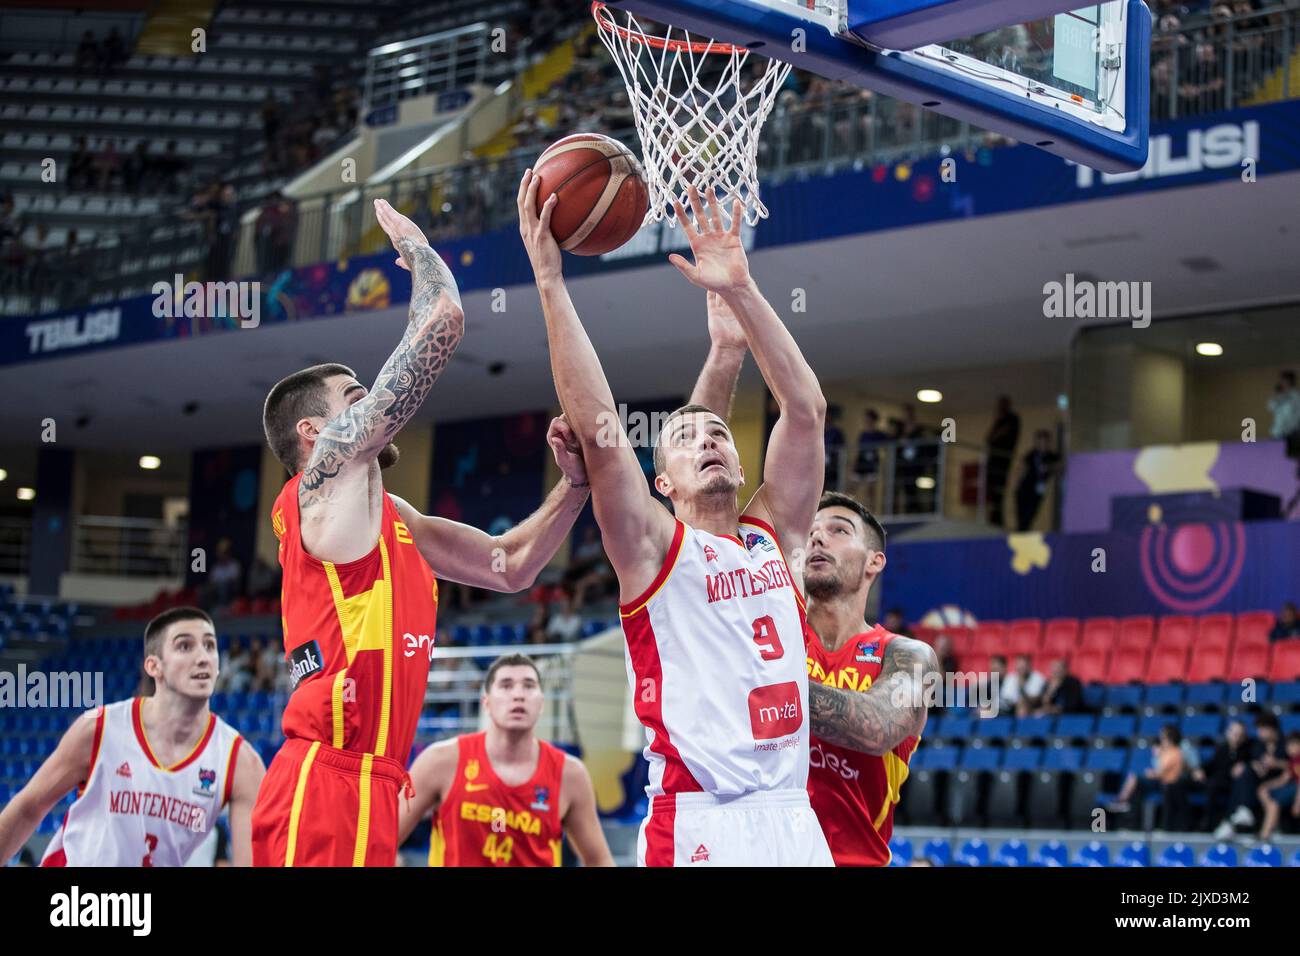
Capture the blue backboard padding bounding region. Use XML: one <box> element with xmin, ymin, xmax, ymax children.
<box><xmin>845</xmin><ymin>0</ymin><xmax>1116</xmax><ymax>51</ymax></box>
<box><xmin>611</xmin><ymin>0</ymin><xmax>1150</xmax><ymax>171</ymax></box>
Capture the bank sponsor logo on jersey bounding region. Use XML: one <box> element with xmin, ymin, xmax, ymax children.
<box><xmin>287</xmin><ymin>640</ymin><xmax>323</xmax><ymax>690</ymax></box>
<box><xmin>116</xmin><ymin>762</ymin><xmax>132</xmax><ymax>779</ymax></box>
<box><xmin>855</xmin><ymin>641</ymin><xmax>882</xmax><ymax>664</ymax></box>
<box><xmin>530</xmin><ymin>785</ymin><xmax>551</xmax><ymax>812</ymax></box>
<box><xmin>192</xmin><ymin>767</ymin><xmax>217</xmax><ymax>798</ymax></box>
<box><xmin>744</xmin><ymin>531</ymin><xmax>775</xmax><ymax>553</ymax></box>
<box><xmin>747</xmin><ymin>681</ymin><xmax>803</xmax><ymax>740</ymax></box>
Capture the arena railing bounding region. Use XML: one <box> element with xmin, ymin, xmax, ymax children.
<box><xmin>68</xmin><ymin>516</ymin><xmax>188</xmax><ymax>579</ymax></box>
<box><xmin>5</xmin><ymin>4</ymin><xmax>1296</xmax><ymax>317</ymax></box>
<box><xmin>362</xmin><ymin>21</ymin><xmax>493</xmax><ymax>110</ymax></box>
<box><xmin>0</xmin><ymin>518</ymin><xmax>32</xmax><ymax>577</ymax></box>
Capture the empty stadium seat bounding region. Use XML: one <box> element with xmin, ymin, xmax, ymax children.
<box><xmin>1142</xmin><ymin>683</ymin><xmax>1184</xmax><ymax>709</ymax></box>
<box><xmin>1270</xmin><ymin>683</ymin><xmax>1300</xmax><ymax>706</ymax></box>
<box><xmin>1079</xmin><ymin>618</ymin><xmax>1118</xmax><ymax>653</ymax></box>
<box><xmin>971</xmin><ymin>716</ymin><xmax>1014</xmax><ymax>741</ymax></box>
<box><xmin>959</xmin><ymin>746</ymin><xmax>1002</xmax><ymax>772</ymax></box>
<box><xmin>985</xmin><ymin>770</ymin><xmax>1022</xmax><ymax>827</ymax></box>
<box><xmin>956</xmin><ymin>837</ymin><xmax>989</xmax><ymax>866</ymax></box>
<box><xmin>931</xmin><ymin>714</ymin><xmax>974</xmax><ymax>741</ymax></box>
<box><xmin>1145</xmin><ymin>646</ymin><xmax>1189</xmax><ymax>684</ymax></box>
<box><xmin>1073</xmin><ymin>840</ymin><xmax>1109</xmax><ymax>866</ymax></box>
<box><xmin>1201</xmin><ymin>843</ymin><xmax>1238</xmax><ymax>867</ymax></box>
<box><xmin>1156</xmin><ymin>843</ymin><xmax>1194</xmax><ymax>867</ymax></box>
<box><xmin>1072</xmin><ymin>647</ymin><xmax>1109</xmax><ymax>684</ymax></box>
<box><xmin>1031</xmin><ymin>840</ymin><xmax>1068</xmax><ymax>867</ymax></box>
<box><xmin>1053</xmin><ymin>714</ymin><xmax>1096</xmax><ymax>740</ymax></box>
<box><xmin>1012</xmin><ymin>716</ymin><xmax>1052</xmax><ymax>741</ymax></box>
<box><xmin>1181</xmin><ymin>713</ymin><xmax>1223</xmax><ymax>741</ymax></box>
<box><xmin>1103</xmin><ymin>685</ymin><xmax>1143</xmax><ymax>711</ymax></box>
<box><xmin>1155</xmin><ymin>615</ymin><xmax>1195</xmax><ymax>651</ymax></box>
<box><xmin>1185</xmin><ymin>682</ymin><xmax>1228</xmax><ymax>708</ymax></box>
<box><xmin>1244</xmin><ymin>845</ymin><xmax>1281</xmax><ymax>867</ymax></box>
<box><xmin>1084</xmin><ymin>748</ymin><xmax>1128</xmax><ymax>773</ymax></box>
<box><xmin>1195</xmin><ymin>614</ymin><xmax>1233</xmax><ymax>652</ymax></box>
<box><xmin>1227</xmin><ymin>643</ymin><xmax>1270</xmax><ymax>681</ymax></box>
<box><xmin>994</xmin><ymin>839</ymin><xmax>1029</xmax><ymax>867</ymax></box>
<box><xmin>1234</xmin><ymin>611</ymin><xmax>1274</xmax><ymax>649</ymax></box>
<box><xmin>1269</xmin><ymin>642</ymin><xmax>1300</xmax><ymax>681</ymax></box>
<box><xmin>1006</xmin><ymin>619</ymin><xmax>1042</xmax><ymax>656</ymax></box>
<box><xmin>1003</xmin><ymin>745</ymin><xmax>1042</xmax><ymax>772</ymax></box>
<box><xmin>1116</xmin><ymin>842</ymin><xmax>1150</xmax><ymax>867</ymax></box>
<box><xmin>888</xmin><ymin>837</ymin><xmax>912</xmax><ymax>866</ymax></box>
<box><xmin>1041</xmin><ymin>618</ymin><xmax>1079</xmax><ymax>657</ymax></box>
<box><xmin>1187</xmin><ymin>646</ymin><xmax>1230</xmax><ymax>684</ymax></box>
<box><xmin>1117</xmin><ymin>616</ymin><xmax>1155</xmax><ymax>652</ymax></box>
<box><xmin>1026</xmin><ymin>769</ymin><xmax>1065</xmax><ymax>828</ymax></box>
<box><xmin>920</xmin><ymin>838</ymin><xmax>951</xmax><ymax>866</ymax></box>
<box><xmin>1107</xmin><ymin>646</ymin><xmax>1149</xmax><ymax>683</ymax></box>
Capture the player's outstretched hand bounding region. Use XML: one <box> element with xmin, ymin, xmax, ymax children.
<box><xmin>374</xmin><ymin>198</ymin><xmax>430</xmax><ymax>273</ymax></box>
<box><xmin>518</xmin><ymin>169</ymin><xmax>563</xmax><ymax>283</ymax></box>
<box><xmin>706</xmin><ymin>290</ymin><xmax>747</xmax><ymax>352</ymax></box>
<box><xmin>668</xmin><ymin>186</ymin><xmax>750</xmax><ymax>294</ymax></box>
<box><xmin>547</xmin><ymin>414</ymin><xmax>587</xmax><ymax>487</ymax></box>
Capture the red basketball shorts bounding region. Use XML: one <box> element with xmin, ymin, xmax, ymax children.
<box><xmin>251</xmin><ymin>737</ymin><xmax>412</xmax><ymax>867</ymax></box>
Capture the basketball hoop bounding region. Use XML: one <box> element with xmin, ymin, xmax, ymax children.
<box><xmin>592</xmin><ymin>1</ymin><xmax>793</xmax><ymax>227</ymax></box>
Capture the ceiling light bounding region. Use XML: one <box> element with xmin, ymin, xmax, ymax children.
<box><xmin>1195</xmin><ymin>342</ymin><xmax>1223</xmax><ymax>357</ymax></box>
<box><xmin>916</xmin><ymin>476</ymin><xmax>936</xmax><ymax>490</ymax></box>
<box><xmin>17</xmin><ymin>487</ymin><xmax>35</xmax><ymax>501</ymax></box>
<box><xmin>916</xmin><ymin>389</ymin><xmax>943</xmax><ymax>404</ymax></box>
<box><xmin>139</xmin><ymin>456</ymin><xmax>162</xmax><ymax>470</ymax></box>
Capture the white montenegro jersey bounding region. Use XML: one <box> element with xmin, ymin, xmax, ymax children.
<box><xmin>41</xmin><ymin>698</ymin><xmax>243</xmax><ymax>867</ymax></box>
<box><xmin>621</xmin><ymin>514</ymin><xmax>810</xmax><ymax>797</ymax></box>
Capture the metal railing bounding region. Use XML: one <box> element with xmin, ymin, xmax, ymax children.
<box><xmin>825</xmin><ymin>438</ymin><xmax>991</xmax><ymax>523</ymax></box>
<box><xmin>4</xmin><ymin>4</ymin><xmax>1297</xmax><ymax>316</ymax></box>
<box><xmin>363</xmin><ymin>22</ymin><xmax>493</xmax><ymax>110</ymax></box>
<box><xmin>69</xmin><ymin>516</ymin><xmax>187</xmax><ymax>578</ymax></box>
<box><xmin>0</xmin><ymin>518</ymin><xmax>31</xmax><ymax>576</ymax></box>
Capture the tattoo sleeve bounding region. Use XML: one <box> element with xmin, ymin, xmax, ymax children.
<box><xmin>300</xmin><ymin>240</ymin><xmax>464</xmax><ymax>507</ymax></box>
<box><xmin>808</xmin><ymin>637</ymin><xmax>940</xmax><ymax>755</ymax></box>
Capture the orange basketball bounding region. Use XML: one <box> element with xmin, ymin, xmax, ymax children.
<box><xmin>533</xmin><ymin>133</ymin><xmax>649</xmax><ymax>256</ymax></box>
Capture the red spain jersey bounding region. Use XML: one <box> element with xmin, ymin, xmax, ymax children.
<box><xmin>430</xmin><ymin>732</ymin><xmax>565</xmax><ymax>867</ymax></box>
<box><xmin>271</xmin><ymin>474</ymin><xmax>438</xmax><ymax>760</ymax></box>
<box><xmin>804</xmin><ymin>624</ymin><xmax>919</xmax><ymax>866</ymax></box>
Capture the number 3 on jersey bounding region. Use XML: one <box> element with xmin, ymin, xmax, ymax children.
<box><xmin>751</xmin><ymin>615</ymin><xmax>785</xmax><ymax>661</ymax></box>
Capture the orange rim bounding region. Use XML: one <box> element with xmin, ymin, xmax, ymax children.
<box><xmin>592</xmin><ymin>1</ymin><xmax>745</xmax><ymax>55</ymax></box>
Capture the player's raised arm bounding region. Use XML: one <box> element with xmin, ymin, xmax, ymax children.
<box><xmin>807</xmin><ymin>636</ymin><xmax>939</xmax><ymax>755</ymax></box>
<box><xmin>225</xmin><ymin>739</ymin><xmax>266</xmax><ymax>867</ymax></box>
<box><xmin>688</xmin><ymin>291</ymin><xmax>747</xmax><ymax>421</ymax></box>
<box><xmin>669</xmin><ymin>188</ymin><xmax>826</xmax><ymax>556</ymax></box>
<box><xmin>517</xmin><ymin>170</ymin><xmax>675</xmax><ymax>599</ymax></box>
<box><xmin>390</xmin><ymin>416</ymin><xmax>591</xmax><ymax>592</ymax></box>
<box><xmin>298</xmin><ymin>199</ymin><xmax>465</xmax><ymax>520</ymax></box>
<box><xmin>0</xmin><ymin>709</ymin><xmax>97</xmax><ymax>863</ymax></box>
<box><xmin>560</xmin><ymin>756</ymin><xmax>615</xmax><ymax>866</ymax></box>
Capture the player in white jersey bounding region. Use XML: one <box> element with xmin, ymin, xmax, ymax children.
<box><xmin>0</xmin><ymin>607</ymin><xmax>265</xmax><ymax>866</ymax></box>
<box><xmin>519</xmin><ymin>180</ymin><xmax>832</xmax><ymax>866</ymax></box>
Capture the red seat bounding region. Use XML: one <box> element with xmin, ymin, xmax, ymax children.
<box><xmin>963</xmin><ymin>653</ymin><xmax>991</xmax><ymax>676</ymax></box>
<box><xmin>1195</xmin><ymin>614</ymin><xmax>1233</xmax><ymax>653</ymax></box>
<box><xmin>1106</xmin><ymin>646</ymin><xmax>1149</xmax><ymax>684</ymax></box>
<box><xmin>1156</xmin><ymin>615</ymin><xmax>1196</xmax><ymax>652</ymax></box>
<box><xmin>944</xmin><ymin>629</ymin><xmax>974</xmax><ymax>659</ymax></box>
<box><xmin>972</xmin><ymin>622</ymin><xmax>1008</xmax><ymax>657</ymax></box>
<box><xmin>1079</xmin><ymin>618</ymin><xmax>1118</xmax><ymax>653</ymax></box>
<box><xmin>1269</xmin><ymin>642</ymin><xmax>1300</xmax><ymax>682</ymax></box>
<box><xmin>1235</xmin><ymin>611</ymin><xmax>1273</xmax><ymax>650</ymax></box>
<box><xmin>1117</xmin><ymin>616</ymin><xmax>1155</xmax><ymax>652</ymax></box>
<box><xmin>913</xmin><ymin>625</ymin><xmax>942</xmax><ymax>646</ymax></box>
<box><xmin>1033</xmin><ymin>652</ymin><xmax>1067</xmax><ymax>676</ymax></box>
<box><xmin>1146</xmin><ymin>646</ymin><xmax>1189</xmax><ymax>683</ymax></box>
<box><xmin>1007</xmin><ymin>619</ymin><xmax>1042</xmax><ymax>657</ymax></box>
<box><xmin>1071</xmin><ymin>647</ymin><xmax>1109</xmax><ymax>684</ymax></box>
<box><xmin>1226</xmin><ymin>644</ymin><xmax>1270</xmax><ymax>682</ymax></box>
<box><xmin>1187</xmin><ymin>645</ymin><xmax>1229</xmax><ymax>683</ymax></box>
<box><xmin>1042</xmin><ymin>618</ymin><xmax>1079</xmax><ymax>658</ymax></box>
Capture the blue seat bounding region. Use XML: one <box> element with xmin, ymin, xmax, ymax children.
<box><xmin>491</xmin><ymin>624</ymin><xmax>517</xmax><ymax>644</ymax></box>
<box><xmin>959</xmin><ymin>745</ymin><xmax>1002</xmax><ymax>771</ymax></box>
<box><xmin>581</xmin><ymin>619</ymin><xmax>609</xmax><ymax>638</ymax></box>
<box><xmin>450</xmin><ymin>625</ymin><xmax>472</xmax><ymax>646</ymax></box>
<box><xmin>1201</xmin><ymin>844</ymin><xmax>1238</xmax><ymax>867</ymax></box>
<box><xmin>1185</xmin><ymin>683</ymin><xmax>1228</xmax><ymax>708</ymax></box>
<box><xmin>1181</xmin><ymin>714</ymin><xmax>1222</xmax><ymax>740</ymax></box>
<box><xmin>888</xmin><ymin>837</ymin><xmax>913</xmax><ymax>866</ymax></box>
<box><xmin>1156</xmin><ymin>843</ymin><xmax>1194</xmax><ymax>867</ymax></box>
<box><xmin>1053</xmin><ymin>714</ymin><xmax>1095</xmax><ymax>739</ymax></box>
<box><xmin>920</xmin><ymin>838</ymin><xmax>951</xmax><ymax>866</ymax></box>
<box><xmin>912</xmin><ymin>746</ymin><xmax>959</xmax><ymax>772</ymax></box>
<box><xmin>1279</xmin><ymin>713</ymin><xmax>1300</xmax><ymax>735</ymax></box>
<box><xmin>1116</xmin><ymin>842</ymin><xmax>1150</xmax><ymax>867</ymax></box>
<box><xmin>1082</xmin><ymin>683</ymin><xmax>1106</xmax><ymax>711</ymax></box>
<box><xmin>995</xmin><ymin>839</ymin><xmax>1029</xmax><ymax>867</ymax></box>
<box><xmin>1288</xmin><ymin>849</ymin><xmax>1300</xmax><ymax>868</ymax></box>
<box><xmin>1074</xmin><ymin>840</ymin><xmax>1110</xmax><ymax>866</ymax></box>
<box><xmin>1138</xmin><ymin>714</ymin><xmax>1176</xmax><ymax>738</ymax></box>
<box><xmin>1096</xmin><ymin>715</ymin><xmax>1136</xmax><ymax>738</ymax></box>
<box><xmin>211</xmin><ymin>692</ymin><xmax>228</xmax><ymax>711</ymax></box>
<box><xmin>1002</xmin><ymin>746</ymin><xmax>1043</xmax><ymax>771</ymax></box>
<box><xmin>971</xmin><ymin>716</ymin><xmax>1014</xmax><ymax>741</ymax></box>
<box><xmin>1013</xmin><ymin>716</ymin><xmax>1053</xmax><ymax>740</ymax></box>
<box><xmin>250</xmin><ymin>691</ymin><xmax>272</xmax><ymax>711</ymax></box>
<box><xmin>471</xmin><ymin>625</ymin><xmax>494</xmax><ymax>646</ymax></box>
<box><xmin>956</xmin><ymin>838</ymin><xmax>989</xmax><ymax>866</ymax></box>
<box><xmin>1143</xmin><ymin>684</ymin><xmax>1184</xmax><ymax>708</ymax></box>
<box><xmin>1042</xmin><ymin>746</ymin><xmax>1083</xmax><ymax>771</ymax></box>
<box><xmin>1269</xmin><ymin>682</ymin><xmax>1300</xmax><ymax>706</ymax></box>
<box><xmin>1105</xmin><ymin>685</ymin><xmax>1144</xmax><ymax>710</ymax></box>
<box><xmin>933</xmin><ymin>715</ymin><xmax>974</xmax><ymax>741</ymax></box>
<box><xmin>1032</xmin><ymin>840</ymin><xmax>1068</xmax><ymax>867</ymax></box>
<box><xmin>1244</xmin><ymin>845</ymin><xmax>1281</xmax><ymax>867</ymax></box>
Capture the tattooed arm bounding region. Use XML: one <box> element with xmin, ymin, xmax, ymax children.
<box><xmin>688</xmin><ymin>292</ymin><xmax>747</xmax><ymax>421</ymax></box>
<box><xmin>298</xmin><ymin>199</ymin><xmax>464</xmax><ymax>562</ymax></box>
<box><xmin>808</xmin><ymin>636</ymin><xmax>939</xmax><ymax>755</ymax></box>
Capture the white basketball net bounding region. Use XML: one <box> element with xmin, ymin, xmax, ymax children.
<box><xmin>593</xmin><ymin>2</ymin><xmax>792</xmax><ymax>227</ymax></box>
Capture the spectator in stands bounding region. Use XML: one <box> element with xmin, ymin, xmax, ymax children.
<box><xmin>206</xmin><ymin>537</ymin><xmax>243</xmax><ymax>607</ymax></box>
<box><xmin>984</xmin><ymin>395</ymin><xmax>1021</xmax><ymax>527</ymax></box>
<box><xmin>1271</xmin><ymin>601</ymin><xmax>1300</xmax><ymax>642</ymax></box>
<box><xmin>1014</xmin><ymin>429</ymin><xmax>1061</xmax><ymax>531</ymax></box>
<box><xmin>526</xmin><ymin>603</ymin><xmax>551</xmax><ymax>646</ymax></box>
<box><xmin>1258</xmin><ymin>731</ymin><xmax>1300</xmax><ymax>841</ymax></box>
<box><xmin>1002</xmin><ymin>653</ymin><xmax>1046</xmax><ymax>717</ymax></box>
<box><xmin>981</xmin><ymin>654</ymin><xmax>1009</xmax><ymax>717</ymax></box>
<box><xmin>933</xmin><ymin>633</ymin><xmax>957</xmax><ymax>674</ymax></box>
<box><xmin>218</xmin><ymin>638</ymin><xmax>253</xmax><ymax>694</ymax></box>
<box><xmin>261</xmin><ymin>94</ymin><xmax>282</xmax><ymax>145</ymax></box>
<box><xmin>254</xmin><ymin>190</ymin><xmax>296</xmax><ymax>276</ymax></box>
<box><xmin>1034</xmin><ymin>659</ymin><xmax>1084</xmax><ymax>716</ymax></box>
<box><xmin>562</xmin><ymin>525</ymin><xmax>615</xmax><ymax>609</ymax></box>
<box><xmin>545</xmin><ymin>590</ymin><xmax>584</xmax><ymax>643</ymax></box>
<box><xmin>1107</xmin><ymin>724</ymin><xmax>1191</xmax><ymax>830</ymax></box>
<box><xmin>850</xmin><ymin>408</ymin><xmax>889</xmax><ymax>508</ymax></box>
<box><xmin>246</xmin><ymin>555</ymin><xmax>281</xmax><ymax>602</ymax></box>
<box><xmin>823</xmin><ymin>405</ymin><xmax>846</xmax><ymax>491</ymax></box>
<box><xmin>94</xmin><ymin>139</ymin><xmax>122</xmax><ymax>192</ymax></box>
<box><xmin>1269</xmin><ymin>370</ymin><xmax>1300</xmax><ymax>514</ymax></box>
<box><xmin>63</xmin><ymin>228</ymin><xmax>79</xmax><ymax>259</ymax></box>
<box><xmin>75</xmin><ymin>31</ymin><xmax>99</xmax><ymax>72</ymax></box>
<box><xmin>68</xmin><ymin>137</ymin><xmax>94</xmax><ymax>191</ymax></box>
<box><xmin>100</xmin><ymin>27</ymin><xmax>127</xmax><ymax>74</ymax></box>
<box><xmin>199</xmin><ymin>183</ymin><xmax>239</xmax><ymax>282</ymax></box>
<box><xmin>122</xmin><ymin>142</ymin><xmax>150</xmax><ymax>194</ymax></box>
<box><xmin>1207</xmin><ymin>719</ymin><xmax>1265</xmax><ymax>839</ymax></box>
<box><xmin>153</xmin><ymin>141</ymin><xmax>188</xmax><ymax>193</ymax></box>
<box><xmin>891</xmin><ymin>404</ymin><xmax>932</xmax><ymax>514</ymax></box>
<box><xmin>1252</xmin><ymin>712</ymin><xmax>1290</xmax><ymax>836</ymax></box>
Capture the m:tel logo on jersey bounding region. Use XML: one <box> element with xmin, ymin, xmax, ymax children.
<box><xmin>747</xmin><ymin>681</ymin><xmax>802</xmax><ymax>740</ymax></box>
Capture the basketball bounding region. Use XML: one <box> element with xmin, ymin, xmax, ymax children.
<box><xmin>533</xmin><ymin>133</ymin><xmax>649</xmax><ymax>256</ymax></box>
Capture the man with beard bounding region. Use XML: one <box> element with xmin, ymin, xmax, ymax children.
<box><xmin>689</xmin><ymin>304</ymin><xmax>938</xmax><ymax>866</ymax></box>
<box><xmin>253</xmin><ymin>199</ymin><xmax>592</xmax><ymax>866</ymax></box>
